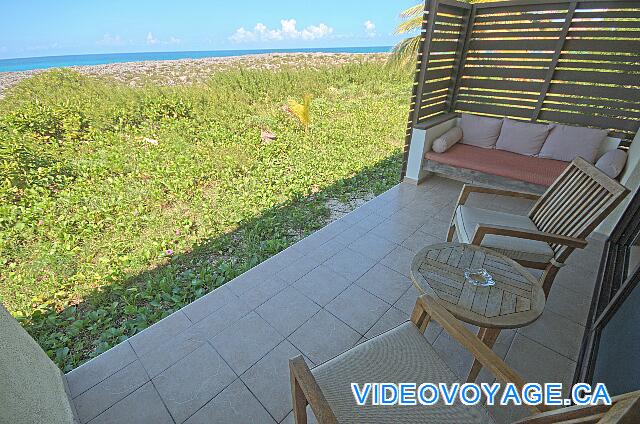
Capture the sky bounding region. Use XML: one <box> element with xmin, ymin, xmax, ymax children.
<box><xmin>0</xmin><ymin>0</ymin><xmax>419</xmax><ymax>60</ymax></box>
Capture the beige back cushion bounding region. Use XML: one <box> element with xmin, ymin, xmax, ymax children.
<box><xmin>496</xmin><ymin>118</ymin><xmax>552</xmax><ymax>156</ymax></box>
<box><xmin>538</xmin><ymin>124</ymin><xmax>608</xmax><ymax>163</ymax></box>
<box><xmin>460</xmin><ymin>113</ymin><xmax>503</xmax><ymax>148</ymax></box>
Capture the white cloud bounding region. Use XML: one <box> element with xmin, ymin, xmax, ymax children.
<box><xmin>364</xmin><ymin>20</ymin><xmax>376</xmax><ymax>37</ymax></box>
<box><xmin>167</xmin><ymin>36</ymin><xmax>181</xmax><ymax>45</ymax></box>
<box><xmin>146</xmin><ymin>32</ymin><xmax>158</xmax><ymax>45</ymax></box>
<box><xmin>97</xmin><ymin>33</ymin><xmax>124</xmax><ymax>46</ymax></box>
<box><xmin>230</xmin><ymin>27</ymin><xmax>256</xmax><ymax>43</ymax></box>
<box><xmin>230</xmin><ymin>19</ymin><xmax>334</xmax><ymax>43</ymax></box>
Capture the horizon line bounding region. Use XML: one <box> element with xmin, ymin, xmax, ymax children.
<box><xmin>0</xmin><ymin>45</ymin><xmax>394</xmax><ymax>62</ymax></box>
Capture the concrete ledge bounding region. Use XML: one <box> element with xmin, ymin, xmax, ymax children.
<box><xmin>424</xmin><ymin>161</ymin><xmax>548</xmax><ymax>195</ymax></box>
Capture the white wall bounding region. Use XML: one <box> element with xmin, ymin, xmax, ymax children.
<box><xmin>404</xmin><ymin>117</ymin><xmax>458</xmax><ymax>183</ymax></box>
<box><xmin>0</xmin><ymin>303</ymin><xmax>76</xmax><ymax>424</ymax></box>
<box><xmin>596</xmin><ymin>130</ymin><xmax>640</xmax><ymax>237</ymax></box>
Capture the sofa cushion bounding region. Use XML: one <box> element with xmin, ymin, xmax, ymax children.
<box><xmin>538</xmin><ymin>124</ymin><xmax>607</xmax><ymax>163</ymax></box>
<box><xmin>596</xmin><ymin>149</ymin><xmax>627</xmax><ymax>179</ymax></box>
<box><xmin>425</xmin><ymin>144</ymin><xmax>569</xmax><ymax>187</ymax></box>
<box><xmin>496</xmin><ymin>118</ymin><xmax>551</xmax><ymax>156</ymax></box>
<box><xmin>432</xmin><ymin>127</ymin><xmax>463</xmax><ymax>153</ymax></box>
<box><xmin>460</xmin><ymin>113</ymin><xmax>503</xmax><ymax>148</ymax></box>
<box><xmin>455</xmin><ymin>205</ymin><xmax>555</xmax><ymax>263</ymax></box>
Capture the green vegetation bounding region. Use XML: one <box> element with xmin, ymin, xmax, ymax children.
<box><xmin>0</xmin><ymin>63</ymin><xmax>411</xmax><ymax>371</ymax></box>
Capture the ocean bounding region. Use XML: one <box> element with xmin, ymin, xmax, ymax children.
<box><xmin>0</xmin><ymin>46</ymin><xmax>392</xmax><ymax>73</ymax></box>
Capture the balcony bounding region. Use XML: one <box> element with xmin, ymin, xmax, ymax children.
<box><xmin>61</xmin><ymin>176</ymin><xmax>604</xmax><ymax>424</ymax></box>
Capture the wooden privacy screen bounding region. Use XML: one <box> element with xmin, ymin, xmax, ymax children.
<box><xmin>402</xmin><ymin>0</ymin><xmax>640</xmax><ymax>177</ymax></box>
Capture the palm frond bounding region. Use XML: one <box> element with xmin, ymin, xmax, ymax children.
<box><xmin>399</xmin><ymin>4</ymin><xmax>424</xmax><ymax>19</ymax></box>
<box><xmin>395</xmin><ymin>15</ymin><xmax>423</xmax><ymax>34</ymax></box>
<box><xmin>388</xmin><ymin>35</ymin><xmax>422</xmax><ymax>69</ymax></box>
<box><xmin>287</xmin><ymin>94</ymin><xmax>312</xmax><ymax>131</ymax></box>
<box><xmin>389</xmin><ymin>2</ymin><xmax>424</xmax><ymax>68</ymax></box>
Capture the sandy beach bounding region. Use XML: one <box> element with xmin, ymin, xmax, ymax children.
<box><xmin>0</xmin><ymin>52</ymin><xmax>389</xmax><ymax>97</ymax></box>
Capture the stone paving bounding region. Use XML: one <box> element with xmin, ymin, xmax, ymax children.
<box><xmin>65</xmin><ymin>176</ymin><xmax>604</xmax><ymax>424</ymax></box>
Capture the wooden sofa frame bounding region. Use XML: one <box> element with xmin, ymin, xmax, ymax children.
<box><xmin>413</xmin><ymin>113</ymin><xmax>624</xmax><ymax>195</ymax></box>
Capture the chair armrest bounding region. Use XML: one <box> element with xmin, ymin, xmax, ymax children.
<box><xmin>289</xmin><ymin>356</ymin><xmax>339</xmax><ymax>424</ymax></box>
<box><xmin>455</xmin><ymin>184</ymin><xmax>541</xmax><ymax>208</ymax></box>
<box><xmin>414</xmin><ymin>295</ymin><xmax>551</xmax><ymax>413</ymax></box>
<box><xmin>471</xmin><ymin>224</ymin><xmax>588</xmax><ymax>249</ymax></box>
<box><xmin>513</xmin><ymin>390</ymin><xmax>640</xmax><ymax>423</ymax></box>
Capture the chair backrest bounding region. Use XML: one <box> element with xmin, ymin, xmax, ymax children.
<box><xmin>528</xmin><ymin>157</ymin><xmax>629</xmax><ymax>260</ymax></box>
<box><xmin>514</xmin><ymin>390</ymin><xmax>640</xmax><ymax>423</ymax></box>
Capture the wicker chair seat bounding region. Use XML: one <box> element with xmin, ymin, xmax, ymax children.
<box><xmin>310</xmin><ymin>322</ymin><xmax>495</xmax><ymax>424</ymax></box>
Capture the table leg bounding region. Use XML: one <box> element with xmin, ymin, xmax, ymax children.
<box><xmin>466</xmin><ymin>327</ymin><xmax>501</xmax><ymax>383</ymax></box>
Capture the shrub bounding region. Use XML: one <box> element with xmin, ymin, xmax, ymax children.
<box><xmin>141</xmin><ymin>96</ymin><xmax>193</xmax><ymax>121</ymax></box>
<box><xmin>5</xmin><ymin>101</ymin><xmax>90</xmax><ymax>143</ymax></box>
<box><xmin>0</xmin><ymin>63</ymin><xmax>411</xmax><ymax>371</ymax></box>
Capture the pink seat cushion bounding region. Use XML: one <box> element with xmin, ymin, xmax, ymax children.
<box><xmin>425</xmin><ymin>144</ymin><xmax>569</xmax><ymax>187</ymax></box>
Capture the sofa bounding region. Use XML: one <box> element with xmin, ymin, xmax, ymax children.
<box><xmin>412</xmin><ymin>113</ymin><xmax>628</xmax><ymax>194</ymax></box>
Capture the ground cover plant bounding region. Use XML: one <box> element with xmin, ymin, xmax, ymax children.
<box><xmin>0</xmin><ymin>62</ymin><xmax>411</xmax><ymax>371</ymax></box>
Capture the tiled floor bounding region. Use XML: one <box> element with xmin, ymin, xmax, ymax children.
<box><xmin>65</xmin><ymin>176</ymin><xmax>604</xmax><ymax>424</ymax></box>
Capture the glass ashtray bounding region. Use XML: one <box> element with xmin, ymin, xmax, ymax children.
<box><xmin>464</xmin><ymin>268</ymin><xmax>495</xmax><ymax>287</ymax></box>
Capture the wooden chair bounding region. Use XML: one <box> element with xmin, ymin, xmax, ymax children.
<box><xmin>289</xmin><ymin>294</ymin><xmax>639</xmax><ymax>423</ymax></box>
<box><xmin>513</xmin><ymin>393</ymin><xmax>640</xmax><ymax>424</ymax></box>
<box><xmin>447</xmin><ymin>157</ymin><xmax>629</xmax><ymax>296</ymax></box>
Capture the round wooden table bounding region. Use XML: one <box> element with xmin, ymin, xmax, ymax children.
<box><xmin>410</xmin><ymin>242</ymin><xmax>545</xmax><ymax>382</ymax></box>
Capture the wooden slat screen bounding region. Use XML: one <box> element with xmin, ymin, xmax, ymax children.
<box><xmin>453</xmin><ymin>0</ymin><xmax>640</xmax><ymax>138</ymax></box>
<box><xmin>456</xmin><ymin>1</ymin><xmax>567</xmax><ymax>121</ymax></box>
<box><xmin>401</xmin><ymin>0</ymin><xmax>472</xmax><ymax>178</ymax></box>
<box><xmin>418</xmin><ymin>2</ymin><xmax>473</xmax><ymax>123</ymax></box>
<box><xmin>403</xmin><ymin>0</ymin><xmax>640</xmax><ymax>178</ymax></box>
<box><xmin>541</xmin><ymin>1</ymin><xmax>640</xmax><ymax>139</ymax></box>
<box><xmin>401</xmin><ymin>3</ymin><xmax>431</xmax><ymax>179</ymax></box>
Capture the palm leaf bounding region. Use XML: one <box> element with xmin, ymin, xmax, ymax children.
<box><xmin>390</xmin><ymin>0</ymin><xmax>475</xmax><ymax>68</ymax></box>
<box><xmin>395</xmin><ymin>15</ymin><xmax>424</xmax><ymax>35</ymax></box>
<box><xmin>287</xmin><ymin>94</ymin><xmax>312</xmax><ymax>131</ymax></box>
<box><xmin>388</xmin><ymin>35</ymin><xmax>422</xmax><ymax>68</ymax></box>
<box><xmin>389</xmin><ymin>2</ymin><xmax>425</xmax><ymax>68</ymax></box>
<box><xmin>399</xmin><ymin>4</ymin><xmax>423</xmax><ymax>19</ymax></box>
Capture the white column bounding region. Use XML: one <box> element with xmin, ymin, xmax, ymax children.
<box><xmin>404</xmin><ymin>118</ymin><xmax>458</xmax><ymax>184</ymax></box>
<box><xmin>405</xmin><ymin>128</ymin><xmax>428</xmax><ymax>183</ymax></box>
